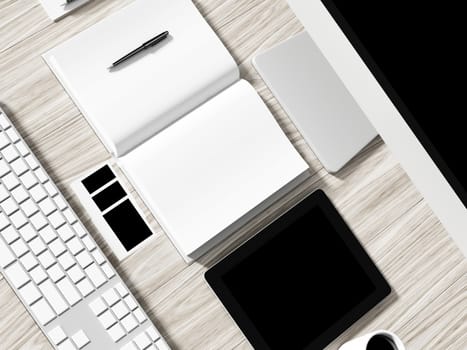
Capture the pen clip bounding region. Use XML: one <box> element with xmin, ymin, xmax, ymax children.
<box><xmin>143</xmin><ymin>31</ymin><xmax>169</xmax><ymax>47</ymax></box>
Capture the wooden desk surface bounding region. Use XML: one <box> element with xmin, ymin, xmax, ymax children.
<box><xmin>0</xmin><ymin>1</ymin><xmax>465</xmax><ymax>349</ymax></box>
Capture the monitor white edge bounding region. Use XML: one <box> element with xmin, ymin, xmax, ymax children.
<box><xmin>286</xmin><ymin>0</ymin><xmax>467</xmax><ymax>257</ymax></box>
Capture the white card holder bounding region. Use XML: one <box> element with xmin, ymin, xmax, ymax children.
<box><xmin>71</xmin><ymin>162</ymin><xmax>155</xmax><ymax>261</ymax></box>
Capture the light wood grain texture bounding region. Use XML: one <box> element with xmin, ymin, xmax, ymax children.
<box><xmin>0</xmin><ymin>0</ymin><xmax>465</xmax><ymax>349</ymax></box>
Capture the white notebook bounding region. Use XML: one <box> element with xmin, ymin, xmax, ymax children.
<box><xmin>44</xmin><ymin>0</ymin><xmax>309</xmax><ymax>261</ymax></box>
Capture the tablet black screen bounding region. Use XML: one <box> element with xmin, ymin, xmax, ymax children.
<box><xmin>206</xmin><ymin>191</ymin><xmax>390</xmax><ymax>350</ymax></box>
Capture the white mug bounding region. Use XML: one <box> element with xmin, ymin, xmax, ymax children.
<box><xmin>339</xmin><ymin>330</ymin><xmax>405</xmax><ymax>350</ymax></box>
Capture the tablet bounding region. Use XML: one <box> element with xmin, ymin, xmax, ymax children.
<box><xmin>205</xmin><ymin>190</ymin><xmax>390</xmax><ymax>350</ymax></box>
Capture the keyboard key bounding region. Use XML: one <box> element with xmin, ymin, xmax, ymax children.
<box><xmin>2</xmin><ymin>172</ymin><xmax>19</xmax><ymax>190</ymax></box>
<box><xmin>121</xmin><ymin>314</ymin><xmax>138</xmax><ymax>333</ymax></box>
<box><xmin>81</xmin><ymin>235</ymin><xmax>96</xmax><ymax>251</ymax></box>
<box><xmin>115</xmin><ymin>283</ymin><xmax>129</xmax><ymax>298</ymax></box>
<box><xmin>54</xmin><ymin>196</ymin><xmax>68</xmax><ymax>211</ymax></box>
<box><xmin>15</xmin><ymin>142</ymin><xmax>29</xmax><ymax>157</ymax></box>
<box><xmin>0</xmin><ymin>211</ymin><xmax>10</xmax><ymax>229</ymax></box>
<box><xmin>0</xmin><ymin>238</ymin><xmax>15</xmax><ymax>268</ymax></box>
<box><xmin>49</xmin><ymin>238</ymin><xmax>66</xmax><ymax>257</ymax></box>
<box><xmin>112</xmin><ymin>300</ymin><xmax>130</xmax><ymax>320</ymax></box>
<box><xmin>58</xmin><ymin>251</ymin><xmax>75</xmax><ymax>270</ymax></box>
<box><xmin>98</xmin><ymin>309</ymin><xmax>117</xmax><ymax>329</ymax></box>
<box><xmin>1</xmin><ymin>225</ymin><xmax>18</xmax><ymax>243</ymax></box>
<box><xmin>30</xmin><ymin>265</ymin><xmax>48</xmax><ymax>284</ymax></box>
<box><xmin>30</xmin><ymin>184</ymin><xmax>47</xmax><ymax>202</ymax></box>
<box><xmin>134</xmin><ymin>309</ymin><xmax>146</xmax><ymax>324</ymax></box>
<box><xmin>68</xmin><ymin>265</ymin><xmax>85</xmax><ymax>284</ymax></box>
<box><xmin>2</xmin><ymin>144</ymin><xmax>19</xmax><ymax>162</ymax></box>
<box><xmin>57</xmin><ymin>278</ymin><xmax>81</xmax><ymax>306</ymax></box>
<box><xmin>44</xmin><ymin>181</ymin><xmax>58</xmax><ymax>197</ymax></box>
<box><xmin>0</xmin><ymin>113</ymin><xmax>9</xmax><ymax>127</ymax></box>
<box><xmin>124</xmin><ymin>295</ymin><xmax>138</xmax><ymax>311</ymax></box>
<box><xmin>38</xmin><ymin>197</ymin><xmax>56</xmax><ymax>216</ymax></box>
<box><xmin>102</xmin><ymin>263</ymin><xmax>115</xmax><ymax>279</ymax></box>
<box><xmin>39</xmin><ymin>226</ymin><xmax>57</xmax><ymax>244</ymax></box>
<box><xmin>47</xmin><ymin>264</ymin><xmax>65</xmax><ymax>283</ymax></box>
<box><xmin>30</xmin><ymin>298</ymin><xmax>55</xmax><ymax>325</ymax></box>
<box><xmin>134</xmin><ymin>332</ymin><xmax>151</xmax><ymax>350</ymax></box>
<box><xmin>1</xmin><ymin>197</ymin><xmax>19</xmax><ymax>215</ymax></box>
<box><xmin>66</xmin><ymin>237</ymin><xmax>84</xmax><ymax>255</ymax></box>
<box><xmin>0</xmin><ymin>159</ymin><xmax>9</xmax><ymax>177</ymax></box>
<box><xmin>24</xmin><ymin>154</ymin><xmax>39</xmax><ymax>170</ymax></box>
<box><xmin>5</xmin><ymin>128</ymin><xmax>20</xmax><ymax>143</ymax></box>
<box><xmin>72</xmin><ymin>330</ymin><xmax>90</xmax><ymax>349</ymax></box>
<box><xmin>20</xmin><ymin>251</ymin><xmax>38</xmax><ymax>271</ymax></box>
<box><xmin>63</xmin><ymin>208</ymin><xmax>76</xmax><ymax>224</ymax></box>
<box><xmin>57</xmin><ymin>225</ymin><xmax>74</xmax><ymax>242</ymax></box>
<box><xmin>121</xmin><ymin>342</ymin><xmax>139</xmax><ymax>350</ymax></box>
<box><xmin>57</xmin><ymin>339</ymin><xmax>75</xmax><ymax>350</ymax></box>
<box><xmin>155</xmin><ymin>339</ymin><xmax>170</xmax><ymax>350</ymax></box>
<box><xmin>19</xmin><ymin>171</ymin><xmax>37</xmax><ymax>189</ymax></box>
<box><xmin>146</xmin><ymin>327</ymin><xmax>160</xmax><ymax>342</ymax></box>
<box><xmin>10</xmin><ymin>210</ymin><xmax>27</xmax><ymax>228</ymax></box>
<box><xmin>72</xmin><ymin>222</ymin><xmax>86</xmax><ymax>237</ymax></box>
<box><xmin>11</xmin><ymin>239</ymin><xmax>28</xmax><ymax>257</ymax></box>
<box><xmin>18</xmin><ymin>281</ymin><xmax>41</xmax><ymax>305</ymax></box>
<box><xmin>76</xmin><ymin>278</ymin><xmax>94</xmax><ymax>297</ymax></box>
<box><xmin>4</xmin><ymin>261</ymin><xmax>30</xmax><ymax>288</ymax></box>
<box><xmin>108</xmin><ymin>323</ymin><xmax>126</xmax><ymax>342</ymax></box>
<box><xmin>91</xmin><ymin>249</ymin><xmax>106</xmax><ymax>265</ymax></box>
<box><xmin>39</xmin><ymin>279</ymin><xmax>68</xmax><ymax>315</ymax></box>
<box><xmin>0</xmin><ymin>184</ymin><xmax>9</xmax><ymax>201</ymax></box>
<box><xmin>48</xmin><ymin>326</ymin><xmax>67</xmax><ymax>345</ymax></box>
<box><xmin>11</xmin><ymin>185</ymin><xmax>28</xmax><ymax>203</ymax></box>
<box><xmin>19</xmin><ymin>223</ymin><xmax>37</xmax><ymax>242</ymax></box>
<box><xmin>102</xmin><ymin>288</ymin><xmax>120</xmax><ymax>307</ymax></box>
<box><xmin>34</xmin><ymin>168</ymin><xmax>48</xmax><ymax>183</ymax></box>
<box><xmin>20</xmin><ymin>198</ymin><xmax>39</xmax><ymax>217</ymax></box>
<box><xmin>49</xmin><ymin>211</ymin><xmax>66</xmax><ymax>229</ymax></box>
<box><xmin>29</xmin><ymin>236</ymin><xmax>47</xmax><ymax>255</ymax></box>
<box><xmin>76</xmin><ymin>251</ymin><xmax>93</xmax><ymax>269</ymax></box>
<box><xmin>0</xmin><ymin>133</ymin><xmax>9</xmax><ymax>149</ymax></box>
<box><xmin>85</xmin><ymin>263</ymin><xmax>106</xmax><ymax>288</ymax></box>
<box><xmin>30</xmin><ymin>211</ymin><xmax>48</xmax><ymax>230</ymax></box>
<box><xmin>89</xmin><ymin>297</ymin><xmax>107</xmax><ymax>316</ymax></box>
<box><xmin>11</xmin><ymin>158</ymin><xmax>28</xmax><ymax>175</ymax></box>
<box><xmin>38</xmin><ymin>250</ymin><xmax>55</xmax><ymax>269</ymax></box>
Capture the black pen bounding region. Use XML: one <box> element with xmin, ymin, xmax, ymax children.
<box><xmin>108</xmin><ymin>31</ymin><xmax>169</xmax><ymax>69</ymax></box>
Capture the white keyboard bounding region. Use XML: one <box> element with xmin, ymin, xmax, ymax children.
<box><xmin>0</xmin><ymin>108</ymin><xmax>170</xmax><ymax>350</ymax></box>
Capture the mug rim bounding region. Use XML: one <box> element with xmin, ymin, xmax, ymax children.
<box><xmin>366</xmin><ymin>330</ymin><xmax>405</xmax><ymax>350</ymax></box>
<box><xmin>338</xmin><ymin>330</ymin><xmax>405</xmax><ymax>350</ymax></box>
